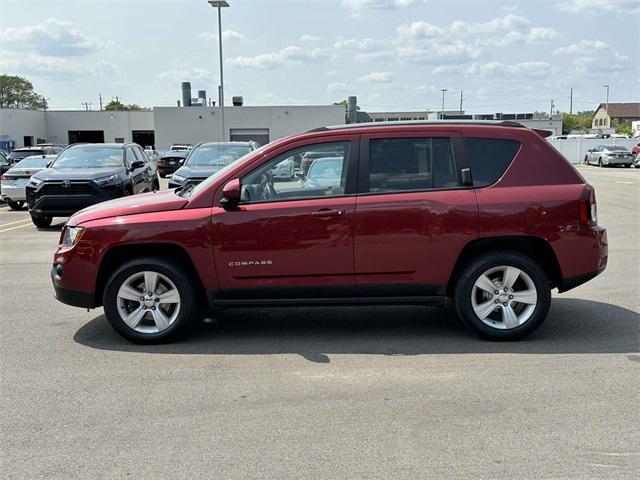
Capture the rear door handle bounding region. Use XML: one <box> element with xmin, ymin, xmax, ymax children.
<box><xmin>311</xmin><ymin>209</ymin><xmax>345</xmax><ymax>217</ymax></box>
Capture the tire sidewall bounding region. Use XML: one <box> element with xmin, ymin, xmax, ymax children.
<box><xmin>103</xmin><ymin>258</ymin><xmax>196</xmax><ymax>344</ymax></box>
<box><xmin>454</xmin><ymin>251</ymin><xmax>551</xmax><ymax>340</ymax></box>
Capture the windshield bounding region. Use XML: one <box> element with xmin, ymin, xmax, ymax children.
<box><xmin>12</xmin><ymin>157</ymin><xmax>51</xmax><ymax>168</ymax></box>
<box><xmin>10</xmin><ymin>150</ymin><xmax>44</xmax><ymax>160</ymax></box>
<box><xmin>52</xmin><ymin>147</ymin><xmax>123</xmax><ymax>168</ymax></box>
<box><xmin>186</xmin><ymin>145</ymin><xmax>252</xmax><ymax>167</ymax></box>
<box><xmin>185</xmin><ymin>144</ymin><xmax>268</xmax><ymax>198</ymax></box>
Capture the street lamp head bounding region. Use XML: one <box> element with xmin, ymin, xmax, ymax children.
<box><xmin>208</xmin><ymin>0</ymin><xmax>229</xmax><ymax>7</ymax></box>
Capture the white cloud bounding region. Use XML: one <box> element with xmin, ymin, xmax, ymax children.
<box><xmin>527</xmin><ymin>27</ymin><xmax>560</xmax><ymax>42</ymax></box>
<box><xmin>300</xmin><ymin>34</ymin><xmax>320</xmax><ymax>42</ymax></box>
<box><xmin>326</xmin><ymin>82</ymin><xmax>349</xmax><ymax>93</ymax></box>
<box><xmin>431</xmin><ymin>65</ymin><xmax>466</xmax><ymax>75</ymax></box>
<box><xmin>342</xmin><ymin>0</ymin><xmax>425</xmax><ymax>11</ymax></box>
<box><xmin>467</xmin><ymin>61</ymin><xmax>554</xmax><ymax>77</ymax></box>
<box><xmin>450</xmin><ymin>14</ymin><xmax>530</xmax><ymax>35</ymax></box>
<box><xmin>199</xmin><ymin>30</ymin><xmax>248</xmax><ymax>43</ymax></box>
<box><xmin>359</xmin><ymin>71</ymin><xmax>394</xmax><ymax>83</ymax></box>
<box><xmin>553</xmin><ymin>39</ymin><xmax>609</xmax><ymax>54</ymax></box>
<box><xmin>556</xmin><ymin>0</ymin><xmax>640</xmax><ymax>14</ymax></box>
<box><xmin>229</xmin><ymin>46</ymin><xmax>330</xmax><ymax>70</ymax></box>
<box><xmin>397</xmin><ymin>21</ymin><xmax>444</xmax><ymax>39</ymax></box>
<box><xmin>157</xmin><ymin>67</ymin><xmax>215</xmax><ymax>83</ymax></box>
<box><xmin>334</xmin><ymin>37</ymin><xmax>381</xmax><ymax>51</ymax></box>
<box><xmin>1</xmin><ymin>51</ymin><xmax>118</xmax><ymax>80</ymax></box>
<box><xmin>93</xmin><ymin>61</ymin><xmax>119</xmax><ymax>77</ymax></box>
<box><xmin>0</xmin><ymin>17</ymin><xmax>110</xmax><ymax>57</ymax></box>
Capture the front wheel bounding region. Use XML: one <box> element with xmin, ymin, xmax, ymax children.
<box><xmin>31</xmin><ymin>214</ymin><xmax>52</xmax><ymax>228</ymax></box>
<box><xmin>454</xmin><ymin>251</ymin><xmax>551</xmax><ymax>340</ymax></box>
<box><xmin>598</xmin><ymin>158</ymin><xmax>603</xmax><ymax>167</ymax></box>
<box><xmin>103</xmin><ymin>257</ymin><xmax>198</xmax><ymax>344</ymax></box>
<box><xmin>7</xmin><ymin>201</ymin><xmax>24</xmax><ymax>210</ymax></box>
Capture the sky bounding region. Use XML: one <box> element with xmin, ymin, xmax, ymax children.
<box><xmin>1</xmin><ymin>0</ymin><xmax>638</xmax><ymax>114</ymax></box>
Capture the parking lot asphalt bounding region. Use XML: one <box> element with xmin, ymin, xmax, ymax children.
<box><xmin>1</xmin><ymin>167</ymin><xmax>638</xmax><ymax>479</ymax></box>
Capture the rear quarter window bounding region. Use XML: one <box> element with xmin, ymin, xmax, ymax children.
<box><xmin>465</xmin><ymin>138</ymin><xmax>520</xmax><ymax>187</ymax></box>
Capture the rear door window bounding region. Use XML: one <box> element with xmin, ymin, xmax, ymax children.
<box><xmin>465</xmin><ymin>138</ymin><xmax>520</xmax><ymax>187</ymax></box>
<box><xmin>367</xmin><ymin>137</ymin><xmax>459</xmax><ymax>193</ymax></box>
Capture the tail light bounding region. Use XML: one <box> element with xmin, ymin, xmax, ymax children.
<box><xmin>579</xmin><ymin>184</ymin><xmax>597</xmax><ymax>226</ymax></box>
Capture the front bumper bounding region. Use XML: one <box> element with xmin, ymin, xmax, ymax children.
<box><xmin>51</xmin><ymin>264</ymin><xmax>96</xmax><ymax>308</ymax></box>
<box><xmin>27</xmin><ymin>183</ymin><xmax>122</xmax><ymax>217</ymax></box>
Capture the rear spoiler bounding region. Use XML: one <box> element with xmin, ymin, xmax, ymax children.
<box><xmin>532</xmin><ymin>128</ymin><xmax>552</xmax><ymax>139</ymax></box>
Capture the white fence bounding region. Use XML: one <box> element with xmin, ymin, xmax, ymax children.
<box><xmin>547</xmin><ymin>137</ymin><xmax>639</xmax><ymax>164</ymax></box>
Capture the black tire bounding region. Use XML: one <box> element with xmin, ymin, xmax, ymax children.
<box><xmin>583</xmin><ymin>156</ymin><xmax>588</xmax><ymax>164</ymax></box>
<box><xmin>598</xmin><ymin>158</ymin><xmax>603</xmax><ymax>167</ymax></box>
<box><xmin>7</xmin><ymin>201</ymin><xmax>24</xmax><ymax>210</ymax></box>
<box><xmin>103</xmin><ymin>257</ymin><xmax>198</xmax><ymax>344</ymax></box>
<box><xmin>159</xmin><ymin>172</ymin><xmax>166</xmax><ymax>178</ymax></box>
<box><xmin>31</xmin><ymin>214</ymin><xmax>52</xmax><ymax>228</ymax></box>
<box><xmin>153</xmin><ymin>178</ymin><xmax>160</xmax><ymax>191</ymax></box>
<box><xmin>454</xmin><ymin>251</ymin><xmax>551</xmax><ymax>341</ymax></box>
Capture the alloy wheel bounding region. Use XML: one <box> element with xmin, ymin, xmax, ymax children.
<box><xmin>471</xmin><ymin>265</ymin><xmax>537</xmax><ymax>330</ymax></box>
<box><xmin>116</xmin><ymin>271</ymin><xmax>181</xmax><ymax>333</ymax></box>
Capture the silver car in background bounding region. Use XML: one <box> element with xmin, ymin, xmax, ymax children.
<box><xmin>584</xmin><ymin>145</ymin><xmax>634</xmax><ymax>167</ymax></box>
<box><xmin>1</xmin><ymin>154</ymin><xmax>56</xmax><ymax>210</ymax></box>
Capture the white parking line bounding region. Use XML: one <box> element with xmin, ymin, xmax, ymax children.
<box><xmin>0</xmin><ymin>218</ymin><xmax>31</xmax><ymax>228</ymax></box>
<box><xmin>615</xmin><ymin>181</ymin><xmax>634</xmax><ymax>184</ymax></box>
<box><xmin>0</xmin><ymin>222</ymin><xmax>32</xmax><ymax>233</ymax></box>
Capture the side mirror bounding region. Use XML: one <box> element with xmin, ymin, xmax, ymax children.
<box><xmin>179</xmin><ymin>159</ymin><xmax>185</xmax><ymax>165</ymax></box>
<box><xmin>220</xmin><ymin>179</ymin><xmax>241</xmax><ymax>207</ymax></box>
<box><xmin>130</xmin><ymin>160</ymin><xmax>145</xmax><ymax>170</ymax></box>
<box><xmin>46</xmin><ymin>161</ymin><xmax>52</xmax><ymax>168</ymax></box>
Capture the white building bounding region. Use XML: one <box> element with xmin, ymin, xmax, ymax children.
<box><xmin>0</xmin><ymin>105</ymin><xmax>344</xmax><ymax>150</ymax></box>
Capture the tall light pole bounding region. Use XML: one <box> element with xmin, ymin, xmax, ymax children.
<box><xmin>208</xmin><ymin>1</ymin><xmax>229</xmax><ymax>141</ymax></box>
<box><xmin>440</xmin><ymin>89</ymin><xmax>447</xmax><ymax>119</ymax></box>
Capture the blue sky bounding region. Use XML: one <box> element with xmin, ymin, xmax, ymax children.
<box><xmin>1</xmin><ymin>0</ymin><xmax>638</xmax><ymax>113</ymax></box>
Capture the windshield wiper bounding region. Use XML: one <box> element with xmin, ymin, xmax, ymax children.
<box><xmin>177</xmin><ymin>183</ymin><xmax>195</xmax><ymax>197</ymax></box>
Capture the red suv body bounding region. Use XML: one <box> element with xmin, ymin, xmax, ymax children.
<box><xmin>51</xmin><ymin>122</ymin><xmax>607</xmax><ymax>343</ymax></box>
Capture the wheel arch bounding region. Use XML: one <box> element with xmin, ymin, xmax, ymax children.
<box><xmin>446</xmin><ymin>236</ymin><xmax>562</xmax><ymax>297</ymax></box>
<box><xmin>94</xmin><ymin>243</ymin><xmax>206</xmax><ymax>308</ymax></box>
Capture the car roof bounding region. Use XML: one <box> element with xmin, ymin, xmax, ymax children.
<box><xmin>13</xmin><ymin>146</ymin><xmax>48</xmax><ymax>151</ymax></box>
<box><xmin>197</xmin><ymin>141</ymin><xmax>256</xmax><ymax>147</ymax></box>
<box><xmin>307</xmin><ymin>119</ymin><xmax>527</xmax><ymax>133</ymax></box>
<box><xmin>68</xmin><ymin>143</ymin><xmax>128</xmax><ymax>149</ymax></box>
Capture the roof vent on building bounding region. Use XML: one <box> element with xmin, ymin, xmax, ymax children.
<box><xmin>232</xmin><ymin>96</ymin><xmax>243</xmax><ymax>106</ymax></box>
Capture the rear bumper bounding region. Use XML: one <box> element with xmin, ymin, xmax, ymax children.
<box><xmin>557</xmin><ymin>225</ymin><xmax>608</xmax><ymax>293</ymax></box>
<box><xmin>0</xmin><ymin>185</ymin><xmax>27</xmax><ymax>201</ymax></box>
<box><xmin>51</xmin><ymin>265</ymin><xmax>96</xmax><ymax>308</ymax></box>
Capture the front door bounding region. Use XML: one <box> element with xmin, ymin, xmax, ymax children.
<box><xmin>354</xmin><ymin>132</ymin><xmax>478</xmax><ymax>295</ymax></box>
<box><xmin>212</xmin><ymin>137</ymin><xmax>359</xmax><ymax>299</ymax></box>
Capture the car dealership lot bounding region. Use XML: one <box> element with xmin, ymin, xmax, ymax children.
<box><xmin>1</xmin><ymin>168</ymin><xmax>638</xmax><ymax>479</ymax></box>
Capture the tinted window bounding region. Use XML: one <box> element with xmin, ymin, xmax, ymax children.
<box><xmin>241</xmin><ymin>141</ymin><xmax>350</xmax><ymax>203</ymax></box>
<box><xmin>186</xmin><ymin>145</ymin><xmax>252</xmax><ymax>167</ymax></box>
<box><xmin>368</xmin><ymin>137</ymin><xmax>458</xmax><ymax>193</ymax></box>
<box><xmin>465</xmin><ymin>138</ymin><xmax>520</xmax><ymax>187</ymax></box>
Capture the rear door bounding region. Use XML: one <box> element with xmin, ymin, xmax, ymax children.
<box><xmin>354</xmin><ymin>131</ymin><xmax>478</xmax><ymax>295</ymax></box>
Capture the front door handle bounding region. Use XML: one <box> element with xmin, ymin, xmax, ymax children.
<box><xmin>311</xmin><ymin>209</ymin><xmax>345</xmax><ymax>217</ymax></box>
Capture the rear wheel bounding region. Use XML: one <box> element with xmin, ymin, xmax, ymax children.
<box><xmin>454</xmin><ymin>251</ymin><xmax>551</xmax><ymax>340</ymax></box>
<box><xmin>598</xmin><ymin>157</ymin><xmax>603</xmax><ymax>167</ymax></box>
<box><xmin>7</xmin><ymin>201</ymin><xmax>24</xmax><ymax>210</ymax></box>
<box><xmin>159</xmin><ymin>171</ymin><xmax>166</xmax><ymax>178</ymax></box>
<box><xmin>103</xmin><ymin>257</ymin><xmax>198</xmax><ymax>344</ymax></box>
<box><xmin>30</xmin><ymin>214</ymin><xmax>52</xmax><ymax>228</ymax></box>
<box><xmin>152</xmin><ymin>177</ymin><xmax>160</xmax><ymax>191</ymax></box>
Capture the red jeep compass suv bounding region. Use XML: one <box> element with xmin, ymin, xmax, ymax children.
<box><xmin>51</xmin><ymin>121</ymin><xmax>607</xmax><ymax>343</ymax></box>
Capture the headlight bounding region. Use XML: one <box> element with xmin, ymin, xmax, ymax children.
<box><xmin>61</xmin><ymin>226</ymin><xmax>85</xmax><ymax>246</ymax></box>
<box><xmin>171</xmin><ymin>174</ymin><xmax>186</xmax><ymax>182</ymax></box>
<box><xmin>93</xmin><ymin>174</ymin><xmax>119</xmax><ymax>185</ymax></box>
<box><xmin>30</xmin><ymin>177</ymin><xmax>43</xmax><ymax>186</ymax></box>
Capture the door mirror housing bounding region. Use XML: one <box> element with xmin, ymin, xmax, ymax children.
<box><xmin>220</xmin><ymin>179</ymin><xmax>241</xmax><ymax>207</ymax></box>
<box><xmin>179</xmin><ymin>158</ymin><xmax>185</xmax><ymax>165</ymax></box>
<box><xmin>130</xmin><ymin>160</ymin><xmax>145</xmax><ymax>170</ymax></box>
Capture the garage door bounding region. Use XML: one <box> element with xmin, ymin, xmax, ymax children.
<box><xmin>230</xmin><ymin>128</ymin><xmax>269</xmax><ymax>146</ymax></box>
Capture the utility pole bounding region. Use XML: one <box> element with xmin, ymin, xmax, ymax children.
<box><xmin>459</xmin><ymin>91</ymin><xmax>463</xmax><ymax>115</ymax></box>
<box><xmin>81</xmin><ymin>102</ymin><xmax>92</xmax><ymax>111</ymax></box>
<box><xmin>113</xmin><ymin>96</ymin><xmax>120</xmax><ymax>104</ymax></box>
<box><xmin>569</xmin><ymin>88</ymin><xmax>573</xmax><ymax>115</ymax></box>
<box><xmin>99</xmin><ymin>93</ymin><xmax>103</xmax><ymax>111</ymax></box>
<box><xmin>208</xmin><ymin>1</ymin><xmax>230</xmax><ymax>141</ymax></box>
<box><xmin>550</xmin><ymin>99</ymin><xmax>554</xmax><ymax>118</ymax></box>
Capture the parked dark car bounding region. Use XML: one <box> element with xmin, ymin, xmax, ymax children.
<box><xmin>168</xmin><ymin>141</ymin><xmax>259</xmax><ymax>188</ymax></box>
<box><xmin>8</xmin><ymin>146</ymin><xmax>64</xmax><ymax>164</ymax></box>
<box><xmin>26</xmin><ymin>143</ymin><xmax>159</xmax><ymax>228</ymax></box>
<box><xmin>51</xmin><ymin>121</ymin><xmax>606</xmax><ymax>344</ymax></box>
<box><xmin>156</xmin><ymin>150</ymin><xmax>188</xmax><ymax>178</ymax></box>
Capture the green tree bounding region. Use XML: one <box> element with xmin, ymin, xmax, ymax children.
<box><xmin>104</xmin><ymin>100</ymin><xmax>149</xmax><ymax>111</ymax></box>
<box><xmin>561</xmin><ymin>110</ymin><xmax>594</xmax><ymax>134</ymax></box>
<box><xmin>0</xmin><ymin>75</ymin><xmax>48</xmax><ymax>110</ymax></box>
<box><xmin>612</xmin><ymin>118</ymin><xmax>633</xmax><ymax>136</ymax></box>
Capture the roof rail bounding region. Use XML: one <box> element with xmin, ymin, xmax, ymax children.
<box><xmin>306</xmin><ymin>119</ymin><xmax>526</xmax><ymax>133</ymax></box>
